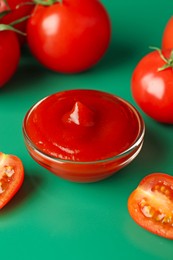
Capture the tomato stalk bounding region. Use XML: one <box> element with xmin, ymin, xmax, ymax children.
<box><xmin>0</xmin><ymin>10</ymin><xmax>10</xmax><ymax>19</ymax></box>
<box><xmin>16</xmin><ymin>2</ymin><xmax>35</xmax><ymax>9</ymax></box>
<box><xmin>150</xmin><ymin>47</ymin><xmax>173</xmax><ymax>71</ymax></box>
<box><xmin>0</xmin><ymin>15</ymin><xmax>30</xmax><ymax>35</ymax></box>
<box><xmin>33</xmin><ymin>0</ymin><xmax>62</xmax><ymax>6</ymax></box>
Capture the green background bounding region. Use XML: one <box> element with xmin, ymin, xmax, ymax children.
<box><xmin>1</xmin><ymin>1</ymin><xmax>173</xmax><ymax>259</ymax></box>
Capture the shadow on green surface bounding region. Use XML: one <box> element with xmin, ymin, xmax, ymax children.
<box><xmin>95</xmin><ymin>39</ymin><xmax>141</xmax><ymax>72</ymax></box>
<box><xmin>138</xmin><ymin>125</ymin><xmax>167</xmax><ymax>165</ymax></box>
<box><xmin>101</xmin><ymin>121</ymin><xmax>169</xmax><ymax>187</ymax></box>
<box><xmin>125</xmin><ymin>216</ymin><xmax>173</xmax><ymax>260</ymax></box>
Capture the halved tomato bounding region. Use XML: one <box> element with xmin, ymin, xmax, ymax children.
<box><xmin>128</xmin><ymin>173</ymin><xmax>173</xmax><ymax>239</ymax></box>
<box><xmin>0</xmin><ymin>152</ymin><xmax>24</xmax><ymax>209</ymax></box>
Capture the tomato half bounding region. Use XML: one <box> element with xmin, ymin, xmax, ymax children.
<box><xmin>131</xmin><ymin>49</ymin><xmax>173</xmax><ymax>124</ymax></box>
<box><xmin>0</xmin><ymin>0</ymin><xmax>34</xmax><ymax>44</ymax></box>
<box><xmin>162</xmin><ymin>16</ymin><xmax>173</xmax><ymax>49</ymax></box>
<box><xmin>128</xmin><ymin>173</ymin><xmax>173</xmax><ymax>239</ymax></box>
<box><xmin>0</xmin><ymin>29</ymin><xmax>20</xmax><ymax>87</ymax></box>
<box><xmin>0</xmin><ymin>152</ymin><xmax>24</xmax><ymax>209</ymax></box>
<box><xmin>27</xmin><ymin>0</ymin><xmax>111</xmax><ymax>73</ymax></box>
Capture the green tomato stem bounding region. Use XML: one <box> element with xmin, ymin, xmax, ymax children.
<box><xmin>0</xmin><ymin>24</ymin><xmax>26</xmax><ymax>35</ymax></box>
<box><xmin>150</xmin><ymin>46</ymin><xmax>173</xmax><ymax>71</ymax></box>
<box><xmin>9</xmin><ymin>15</ymin><xmax>31</xmax><ymax>26</ymax></box>
<box><xmin>0</xmin><ymin>10</ymin><xmax>11</xmax><ymax>19</ymax></box>
<box><xmin>33</xmin><ymin>0</ymin><xmax>62</xmax><ymax>6</ymax></box>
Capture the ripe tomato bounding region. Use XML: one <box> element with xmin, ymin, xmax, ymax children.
<box><xmin>131</xmin><ymin>48</ymin><xmax>173</xmax><ymax>123</ymax></box>
<box><xmin>27</xmin><ymin>0</ymin><xmax>111</xmax><ymax>73</ymax></box>
<box><xmin>0</xmin><ymin>0</ymin><xmax>34</xmax><ymax>44</ymax></box>
<box><xmin>162</xmin><ymin>16</ymin><xmax>173</xmax><ymax>49</ymax></box>
<box><xmin>0</xmin><ymin>152</ymin><xmax>24</xmax><ymax>209</ymax></box>
<box><xmin>0</xmin><ymin>29</ymin><xmax>20</xmax><ymax>87</ymax></box>
<box><xmin>128</xmin><ymin>173</ymin><xmax>173</xmax><ymax>239</ymax></box>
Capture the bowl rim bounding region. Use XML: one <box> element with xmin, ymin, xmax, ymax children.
<box><xmin>22</xmin><ymin>90</ymin><xmax>145</xmax><ymax>165</ymax></box>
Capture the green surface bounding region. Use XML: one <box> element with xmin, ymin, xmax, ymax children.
<box><xmin>1</xmin><ymin>1</ymin><xmax>173</xmax><ymax>259</ymax></box>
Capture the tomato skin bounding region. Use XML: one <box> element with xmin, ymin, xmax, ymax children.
<box><xmin>27</xmin><ymin>0</ymin><xmax>111</xmax><ymax>73</ymax></box>
<box><xmin>0</xmin><ymin>0</ymin><xmax>34</xmax><ymax>44</ymax></box>
<box><xmin>131</xmin><ymin>49</ymin><xmax>173</xmax><ymax>124</ymax></box>
<box><xmin>0</xmin><ymin>152</ymin><xmax>24</xmax><ymax>209</ymax></box>
<box><xmin>0</xmin><ymin>30</ymin><xmax>20</xmax><ymax>88</ymax></box>
<box><xmin>162</xmin><ymin>16</ymin><xmax>173</xmax><ymax>49</ymax></box>
<box><xmin>128</xmin><ymin>173</ymin><xmax>173</xmax><ymax>240</ymax></box>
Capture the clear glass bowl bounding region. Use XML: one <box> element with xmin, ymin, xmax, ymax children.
<box><xmin>22</xmin><ymin>91</ymin><xmax>145</xmax><ymax>183</ymax></box>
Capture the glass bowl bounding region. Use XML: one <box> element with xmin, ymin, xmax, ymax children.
<box><xmin>22</xmin><ymin>89</ymin><xmax>145</xmax><ymax>183</ymax></box>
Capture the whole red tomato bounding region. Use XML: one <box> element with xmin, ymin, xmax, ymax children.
<box><xmin>131</xmin><ymin>48</ymin><xmax>173</xmax><ymax>124</ymax></box>
<box><xmin>0</xmin><ymin>28</ymin><xmax>20</xmax><ymax>87</ymax></box>
<box><xmin>162</xmin><ymin>16</ymin><xmax>173</xmax><ymax>49</ymax></box>
<box><xmin>128</xmin><ymin>173</ymin><xmax>173</xmax><ymax>239</ymax></box>
<box><xmin>27</xmin><ymin>0</ymin><xmax>111</xmax><ymax>73</ymax></box>
<box><xmin>0</xmin><ymin>0</ymin><xmax>34</xmax><ymax>44</ymax></box>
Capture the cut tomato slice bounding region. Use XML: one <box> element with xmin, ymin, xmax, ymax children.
<box><xmin>128</xmin><ymin>173</ymin><xmax>173</xmax><ymax>239</ymax></box>
<box><xmin>0</xmin><ymin>152</ymin><xmax>24</xmax><ymax>209</ymax></box>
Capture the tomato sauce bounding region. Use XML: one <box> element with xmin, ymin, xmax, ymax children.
<box><xmin>24</xmin><ymin>89</ymin><xmax>142</xmax><ymax>162</ymax></box>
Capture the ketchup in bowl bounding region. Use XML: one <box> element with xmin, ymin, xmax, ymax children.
<box><xmin>23</xmin><ymin>89</ymin><xmax>145</xmax><ymax>182</ymax></box>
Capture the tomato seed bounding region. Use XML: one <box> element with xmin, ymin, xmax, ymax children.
<box><xmin>140</xmin><ymin>201</ymin><xmax>173</xmax><ymax>226</ymax></box>
<box><xmin>0</xmin><ymin>166</ymin><xmax>15</xmax><ymax>194</ymax></box>
<box><xmin>152</xmin><ymin>183</ymin><xmax>172</xmax><ymax>199</ymax></box>
<box><xmin>160</xmin><ymin>186</ymin><xmax>166</xmax><ymax>192</ymax></box>
<box><xmin>141</xmin><ymin>205</ymin><xmax>154</xmax><ymax>218</ymax></box>
<box><xmin>155</xmin><ymin>213</ymin><xmax>165</xmax><ymax>222</ymax></box>
<box><xmin>3</xmin><ymin>166</ymin><xmax>14</xmax><ymax>177</ymax></box>
<box><xmin>162</xmin><ymin>216</ymin><xmax>173</xmax><ymax>225</ymax></box>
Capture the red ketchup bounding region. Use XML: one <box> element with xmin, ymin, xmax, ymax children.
<box><xmin>23</xmin><ymin>89</ymin><xmax>145</xmax><ymax>182</ymax></box>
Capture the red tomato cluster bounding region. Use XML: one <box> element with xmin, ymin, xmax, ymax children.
<box><xmin>0</xmin><ymin>0</ymin><xmax>111</xmax><ymax>88</ymax></box>
<box><xmin>131</xmin><ymin>17</ymin><xmax>173</xmax><ymax>124</ymax></box>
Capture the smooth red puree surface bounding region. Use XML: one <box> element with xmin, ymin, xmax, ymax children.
<box><xmin>25</xmin><ymin>90</ymin><xmax>140</xmax><ymax>161</ymax></box>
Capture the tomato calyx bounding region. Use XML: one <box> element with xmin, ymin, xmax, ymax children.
<box><xmin>150</xmin><ymin>46</ymin><xmax>173</xmax><ymax>71</ymax></box>
<box><xmin>33</xmin><ymin>0</ymin><xmax>62</xmax><ymax>6</ymax></box>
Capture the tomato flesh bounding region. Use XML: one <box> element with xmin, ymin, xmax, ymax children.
<box><xmin>128</xmin><ymin>173</ymin><xmax>173</xmax><ymax>239</ymax></box>
<box><xmin>0</xmin><ymin>152</ymin><xmax>24</xmax><ymax>209</ymax></box>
